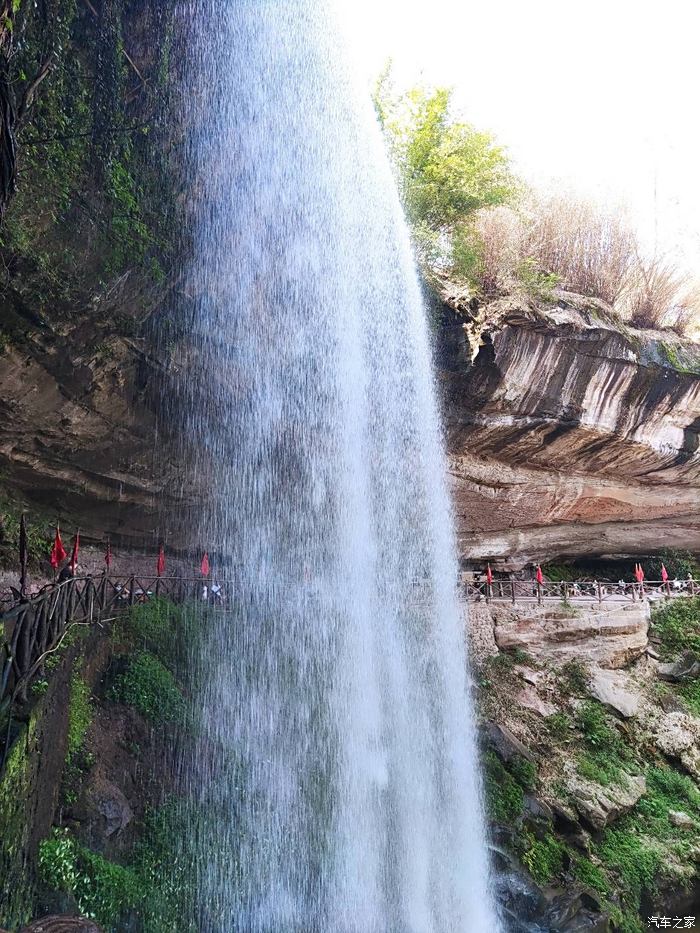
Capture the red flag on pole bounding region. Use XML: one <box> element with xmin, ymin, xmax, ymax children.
<box><xmin>200</xmin><ymin>552</ymin><xmax>210</xmax><ymax>577</ymax></box>
<box><xmin>485</xmin><ymin>563</ymin><xmax>493</xmax><ymax>585</ymax></box>
<box><xmin>157</xmin><ymin>544</ymin><xmax>166</xmax><ymax>577</ymax></box>
<box><xmin>70</xmin><ymin>530</ymin><xmax>80</xmax><ymax>573</ymax></box>
<box><xmin>50</xmin><ymin>526</ymin><xmax>67</xmax><ymax>569</ymax></box>
<box><xmin>105</xmin><ymin>540</ymin><xmax>112</xmax><ymax>570</ymax></box>
<box><xmin>536</xmin><ymin>565</ymin><xmax>544</xmax><ymax>585</ymax></box>
<box><xmin>639</xmin><ymin>563</ymin><xmax>644</xmax><ymax>582</ymax></box>
<box><xmin>661</xmin><ymin>564</ymin><xmax>668</xmax><ymax>583</ymax></box>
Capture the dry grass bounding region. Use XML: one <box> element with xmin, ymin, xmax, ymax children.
<box><xmin>463</xmin><ymin>194</ymin><xmax>700</xmax><ymax>336</ymax></box>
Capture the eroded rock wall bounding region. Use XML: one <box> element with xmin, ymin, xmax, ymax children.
<box><xmin>438</xmin><ymin>289</ymin><xmax>700</xmax><ymax>567</ymax></box>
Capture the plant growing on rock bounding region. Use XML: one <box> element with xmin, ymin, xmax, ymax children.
<box><xmin>110</xmin><ymin>650</ymin><xmax>185</xmax><ymax>726</ymax></box>
<box><xmin>651</xmin><ymin>597</ymin><xmax>700</xmax><ymax>658</ymax></box>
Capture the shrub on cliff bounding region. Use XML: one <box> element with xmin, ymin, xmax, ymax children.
<box><xmin>652</xmin><ymin>597</ymin><xmax>700</xmax><ymax>658</ymax></box>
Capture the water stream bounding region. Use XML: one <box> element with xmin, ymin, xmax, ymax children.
<box><xmin>174</xmin><ymin>1</ymin><xmax>499</xmax><ymax>929</ymax></box>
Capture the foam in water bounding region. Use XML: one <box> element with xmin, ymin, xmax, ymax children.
<box><xmin>173</xmin><ymin>1</ymin><xmax>499</xmax><ymax>929</ymax></box>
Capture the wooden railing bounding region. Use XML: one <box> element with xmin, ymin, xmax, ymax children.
<box><xmin>463</xmin><ymin>578</ymin><xmax>697</xmax><ymax>605</ymax></box>
<box><xmin>1</xmin><ymin>572</ymin><xmax>696</xmax><ymax>721</ymax></box>
<box><xmin>0</xmin><ymin>574</ymin><xmax>230</xmax><ymax>715</ymax></box>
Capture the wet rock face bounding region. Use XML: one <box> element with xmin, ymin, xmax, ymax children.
<box><xmin>438</xmin><ymin>291</ymin><xmax>700</xmax><ymax>566</ymax></box>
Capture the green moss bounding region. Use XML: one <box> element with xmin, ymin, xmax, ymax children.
<box><xmin>520</xmin><ymin>831</ymin><xmax>565</xmax><ymax>885</ymax></box>
<box><xmin>0</xmin><ymin>723</ymin><xmax>35</xmax><ymax>927</ymax></box>
<box><xmin>67</xmin><ymin>675</ymin><xmax>92</xmax><ymax>765</ymax></box>
<box><xmin>575</xmin><ymin>700</ymin><xmax>635</xmax><ymax>787</ymax></box>
<box><xmin>483</xmin><ymin>750</ymin><xmax>524</xmax><ymax>823</ymax></box>
<box><xmin>110</xmin><ymin>651</ymin><xmax>185</xmax><ymax>726</ymax></box>
<box><xmin>591</xmin><ymin>765</ymin><xmax>700</xmax><ymax>926</ymax></box>
<box><xmin>509</xmin><ymin>755</ymin><xmax>537</xmax><ymax>792</ymax></box>
<box><xmin>597</xmin><ymin>827</ymin><xmax>659</xmax><ymax>905</ymax></box>
<box><xmin>572</xmin><ymin>855</ymin><xmax>610</xmax><ymax>895</ymax></box>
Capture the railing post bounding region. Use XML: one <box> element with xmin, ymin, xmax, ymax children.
<box><xmin>563</xmin><ymin>582</ymin><xmax>568</xmax><ymax>603</ymax></box>
<box><xmin>511</xmin><ymin>580</ymin><xmax>516</xmax><ymax>605</ymax></box>
<box><xmin>596</xmin><ymin>581</ymin><xmax>602</xmax><ymax>604</ymax></box>
<box><xmin>87</xmin><ymin>577</ymin><xmax>95</xmax><ymax>623</ymax></box>
<box><xmin>486</xmin><ymin>583</ymin><xmax>491</xmax><ymax>604</ymax></box>
<box><xmin>690</xmin><ymin>578</ymin><xmax>696</xmax><ymax>597</ymax></box>
<box><xmin>537</xmin><ymin>581</ymin><xmax>542</xmax><ymax>606</ymax></box>
<box><xmin>128</xmin><ymin>576</ymin><xmax>136</xmax><ymax>607</ymax></box>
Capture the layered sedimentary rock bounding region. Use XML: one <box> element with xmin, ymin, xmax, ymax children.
<box><xmin>437</xmin><ymin>286</ymin><xmax>700</xmax><ymax>567</ymax></box>
<box><xmin>0</xmin><ymin>287</ymin><xmax>195</xmax><ymax>547</ymax></box>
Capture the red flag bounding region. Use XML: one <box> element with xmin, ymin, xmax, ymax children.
<box><xmin>661</xmin><ymin>564</ymin><xmax>668</xmax><ymax>583</ymax></box>
<box><xmin>200</xmin><ymin>552</ymin><xmax>210</xmax><ymax>577</ymax></box>
<box><xmin>536</xmin><ymin>565</ymin><xmax>544</xmax><ymax>585</ymax></box>
<box><xmin>157</xmin><ymin>544</ymin><xmax>166</xmax><ymax>577</ymax></box>
<box><xmin>70</xmin><ymin>530</ymin><xmax>80</xmax><ymax>573</ymax></box>
<box><xmin>639</xmin><ymin>563</ymin><xmax>645</xmax><ymax>582</ymax></box>
<box><xmin>50</xmin><ymin>526</ymin><xmax>67</xmax><ymax>569</ymax></box>
<box><xmin>105</xmin><ymin>540</ymin><xmax>112</xmax><ymax>570</ymax></box>
<box><xmin>485</xmin><ymin>563</ymin><xmax>493</xmax><ymax>585</ymax></box>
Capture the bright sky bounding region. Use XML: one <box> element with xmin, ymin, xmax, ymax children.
<box><xmin>342</xmin><ymin>0</ymin><xmax>700</xmax><ymax>270</ymax></box>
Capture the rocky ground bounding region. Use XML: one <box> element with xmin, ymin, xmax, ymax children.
<box><xmin>470</xmin><ymin>594</ymin><xmax>700</xmax><ymax>931</ymax></box>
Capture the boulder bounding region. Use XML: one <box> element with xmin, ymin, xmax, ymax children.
<box><xmin>517</xmin><ymin>683</ymin><xmax>557</xmax><ymax>717</ymax></box>
<box><xmin>483</xmin><ymin>723</ymin><xmax>536</xmax><ymax>763</ymax></box>
<box><xmin>655</xmin><ymin>712</ymin><xmax>700</xmax><ymax>780</ymax></box>
<box><xmin>658</xmin><ymin>651</ymin><xmax>700</xmax><ymax>683</ymax></box>
<box><xmin>494</xmin><ymin>604</ymin><xmax>649</xmax><ymax>669</ymax></box>
<box><xmin>92</xmin><ymin>780</ymin><xmax>133</xmax><ymax>838</ymax></box>
<box><xmin>564</xmin><ymin>766</ymin><xmax>646</xmax><ymax>830</ymax></box>
<box><xmin>669</xmin><ymin>810</ymin><xmax>696</xmax><ymax>830</ymax></box>
<box><xmin>588</xmin><ymin>667</ymin><xmax>640</xmax><ymax>718</ymax></box>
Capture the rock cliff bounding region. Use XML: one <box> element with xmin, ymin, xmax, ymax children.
<box><xmin>437</xmin><ymin>285</ymin><xmax>700</xmax><ymax>568</ymax></box>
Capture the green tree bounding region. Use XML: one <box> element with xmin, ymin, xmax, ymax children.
<box><xmin>374</xmin><ymin>74</ymin><xmax>518</xmax><ymax>279</ymax></box>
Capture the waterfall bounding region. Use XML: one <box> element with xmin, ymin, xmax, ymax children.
<box><xmin>172</xmin><ymin>1</ymin><xmax>498</xmax><ymax>929</ymax></box>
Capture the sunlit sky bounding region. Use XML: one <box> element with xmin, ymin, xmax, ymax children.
<box><xmin>341</xmin><ymin>0</ymin><xmax>699</xmax><ymax>271</ymax></box>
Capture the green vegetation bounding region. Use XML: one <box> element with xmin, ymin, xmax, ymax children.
<box><xmin>558</xmin><ymin>659</ymin><xmax>590</xmax><ymax>694</ymax></box>
<box><xmin>482</xmin><ymin>749</ymin><xmax>524</xmax><ymax>823</ymax></box>
<box><xmin>597</xmin><ymin>827</ymin><xmax>660</xmax><ymax>907</ymax></box>
<box><xmin>519</xmin><ymin>831</ymin><xmax>565</xmax><ymax>885</ymax></box>
<box><xmin>585</xmin><ymin>766</ymin><xmax>700</xmax><ymax>924</ymax></box>
<box><xmin>649</xmin><ymin>548</ymin><xmax>700</xmax><ymax>580</ymax></box>
<box><xmin>545</xmin><ymin>711</ymin><xmax>574</xmax><ymax>741</ymax></box>
<box><xmin>0</xmin><ymin>0</ymin><xmax>173</xmax><ymax>324</ymax></box>
<box><xmin>374</xmin><ymin>72</ymin><xmax>518</xmax><ymax>285</ymax></box>
<box><xmin>66</xmin><ymin>674</ymin><xmax>92</xmax><ymax>764</ymax></box>
<box><xmin>509</xmin><ymin>755</ymin><xmax>537</xmax><ymax>792</ymax></box>
<box><xmin>110</xmin><ymin>650</ymin><xmax>185</xmax><ymax>726</ymax></box>
<box><xmin>651</xmin><ymin>597</ymin><xmax>700</xmax><ymax>658</ymax></box>
<box><xmin>571</xmin><ymin>854</ymin><xmax>610</xmax><ymax>895</ymax></box>
<box><xmin>40</xmin><ymin>828</ymin><xmax>142</xmax><ymax>928</ymax></box>
<box><xmin>39</xmin><ymin>803</ymin><xmax>194</xmax><ymax>932</ymax></box>
<box><xmin>0</xmin><ymin>720</ymin><xmax>36</xmax><ymax>928</ymax></box>
<box><xmin>0</xmin><ymin>494</ymin><xmax>51</xmax><ymax>566</ymax></box>
<box><xmin>678</xmin><ymin>679</ymin><xmax>700</xmax><ymax>716</ymax></box>
<box><xmin>575</xmin><ymin>701</ymin><xmax>634</xmax><ymax>787</ymax></box>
